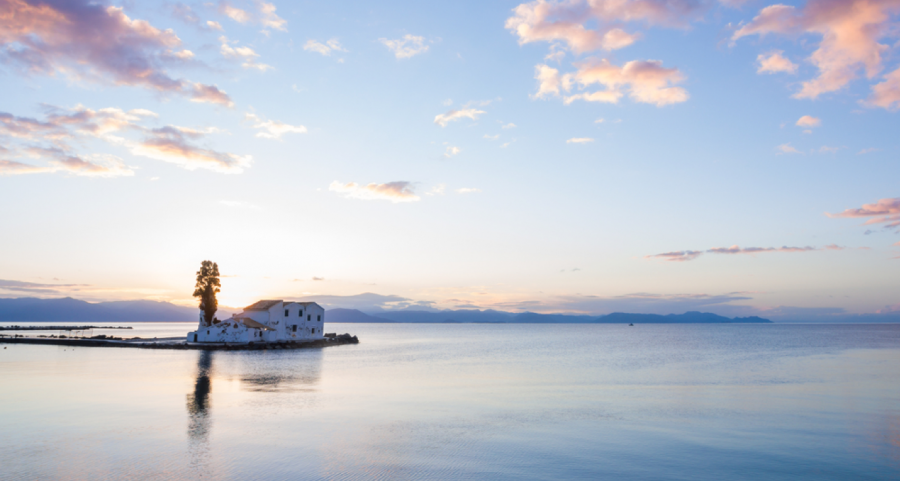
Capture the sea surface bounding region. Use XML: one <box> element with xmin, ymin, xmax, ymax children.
<box><xmin>1</xmin><ymin>323</ymin><xmax>899</xmax><ymax>480</ymax></box>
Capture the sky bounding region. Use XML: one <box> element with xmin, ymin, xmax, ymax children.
<box><xmin>1</xmin><ymin>0</ymin><xmax>899</xmax><ymax>320</ymax></box>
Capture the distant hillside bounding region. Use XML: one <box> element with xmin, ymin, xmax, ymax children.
<box><xmin>347</xmin><ymin>309</ymin><xmax>770</xmax><ymax>324</ymax></box>
<box><xmin>325</xmin><ymin>309</ymin><xmax>392</xmax><ymax>323</ymax></box>
<box><xmin>0</xmin><ymin>297</ymin><xmax>212</xmax><ymax>323</ymax></box>
<box><xmin>596</xmin><ymin>312</ymin><xmax>771</xmax><ymax>324</ymax></box>
<box><xmin>0</xmin><ymin>298</ymin><xmax>771</xmax><ymax>324</ymax></box>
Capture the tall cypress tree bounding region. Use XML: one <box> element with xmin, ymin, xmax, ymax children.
<box><xmin>193</xmin><ymin>260</ymin><xmax>221</xmax><ymax>326</ymax></box>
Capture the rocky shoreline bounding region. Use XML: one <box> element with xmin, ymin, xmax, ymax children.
<box><xmin>0</xmin><ymin>333</ymin><xmax>360</xmax><ymax>351</ymax></box>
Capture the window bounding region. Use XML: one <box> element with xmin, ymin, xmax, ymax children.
<box><xmin>299</xmin><ymin>310</ymin><xmax>303</xmax><ymax>317</ymax></box>
<box><xmin>292</xmin><ymin>325</ymin><xmax>297</xmax><ymax>333</ymax></box>
<box><xmin>307</xmin><ymin>314</ymin><xmax>311</xmax><ymax>321</ymax></box>
<box><xmin>285</xmin><ymin>309</ymin><xmax>289</xmax><ymax>317</ymax></box>
<box><xmin>318</xmin><ymin>315</ymin><xmax>321</xmax><ymax>322</ymax></box>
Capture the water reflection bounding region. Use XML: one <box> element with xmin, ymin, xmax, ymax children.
<box><xmin>186</xmin><ymin>350</ymin><xmax>213</xmax><ymax>472</ymax></box>
<box><xmin>238</xmin><ymin>351</ymin><xmax>323</xmax><ymax>393</ymax></box>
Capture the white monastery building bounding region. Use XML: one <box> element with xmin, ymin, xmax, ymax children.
<box><xmin>187</xmin><ymin>300</ymin><xmax>325</xmax><ymax>344</ymax></box>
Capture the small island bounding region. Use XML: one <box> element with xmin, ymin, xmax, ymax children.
<box><xmin>0</xmin><ymin>261</ymin><xmax>360</xmax><ymax>351</ymax></box>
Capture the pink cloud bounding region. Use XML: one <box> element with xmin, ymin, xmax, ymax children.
<box><xmin>0</xmin><ymin>105</ymin><xmax>248</xmax><ymax>174</ymax></box>
<box><xmin>506</xmin><ymin>0</ymin><xmax>708</xmax><ymax>53</ymax></box>
<box><xmin>732</xmin><ymin>0</ymin><xmax>900</xmax><ymax>105</ymax></box>
<box><xmin>535</xmin><ymin>58</ymin><xmax>689</xmax><ymax>106</ymax></box>
<box><xmin>0</xmin><ymin>0</ymin><xmax>232</xmax><ymax>106</ymax></box>
<box><xmin>828</xmin><ymin>197</ymin><xmax>900</xmax><ymax>230</ymax></box>
<box><xmin>866</xmin><ymin>65</ymin><xmax>900</xmax><ymax>110</ymax></box>
<box><xmin>757</xmin><ymin>50</ymin><xmax>798</xmax><ymax>74</ymax></box>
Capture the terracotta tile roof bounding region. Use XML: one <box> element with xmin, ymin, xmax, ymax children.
<box><xmin>244</xmin><ymin>300</ymin><xmax>282</xmax><ymax>311</ymax></box>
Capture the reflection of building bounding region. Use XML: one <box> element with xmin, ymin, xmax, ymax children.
<box><xmin>187</xmin><ymin>300</ymin><xmax>325</xmax><ymax>344</ymax></box>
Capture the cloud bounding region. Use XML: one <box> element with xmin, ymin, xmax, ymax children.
<box><xmin>644</xmin><ymin>250</ymin><xmax>704</xmax><ymax>262</ymax></box>
<box><xmin>0</xmin><ymin>159</ymin><xmax>50</xmax><ymax>175</ymax></box>
<box><xmin>171</xmin><ymin>4</ymin><xmax>224</xmax><ymax>32</ymax></box>
<box><xmin>818</xmin><ymin>145</ymin><xmax>840</xmax><ymax>153</ymax></box>
<box><xmin>1</xmin><ymin>104</ymin><xmax>248</xmax><ymax>174</ymax></box>
<box><xmin>329</xmin><ymin>181</ymin><xmax>420</xmax><ymax>203</ymax></box>
<box><xmin>827</xmin><ymin>197</ymin><xmax>900</xmax><ymax>230</ymax></box>
<box><xmin>796</xmin><ymin>115</ymin><xmax>821</xmax><ymax>128</ymax></box>
<box><xmin>502</xmin><ymin>123</ymin><xmax>517</xmax><ymax>129</ymax></box>
<box><xmin>484</xmin><ymin>134</ymin><xmax>500</xmax><ymax>140</ymax></box>
<box><xmin>505</xmin><ymin>0</ymin><xmax>706</xmax><ymax>54</ymax></box>
<box><xmin>245</xmin><ymin>113</ymin><xmax>306</xmax><ymax>139</ymax></box>
<box><xmin>707</xmin><ymin>245</ymin><xmax>817</xmax><ymax>254</ymax></box>
<box><xmin>732</xmin><ymin>0</ymin><xmax>900</xmax><ymax>106</ymax></box>
<box><xmin>434</xmin><ymin>108</ymin><xmax>486</xmax><ymax>127</ymax></box>
<box><xmin>777</xmin><ymin>143</ymin><xmax>802</xmax><ymax>154</ymax></box>
<box><xmin>0</xmin><ymin>279</ymin><xmax>89</xmax><ymax>295</ymax></box>
<box><xmin>757</xmin><ymin>51</ymin><xmax>798</xmax><ymax>74</ymax></box>
<box><xmin>292</xmin><ymin>292</ymin><xmax>412</xmax><ymax>312</ymax></box>
<box><xmin>303</xmin><ymin>39</ymin><xmax>347</xmax><ymax>56</ymax></box>
<box><xmin>443</xmin><ymin>146</ymin><xmax>461</xmax><ymax>158</ymax></box>
<box><xmin>0</xmin><ymin>0</ymin><xmax>233</xmax><ymax>106</ymax></box>
<box><xmin>219</xmin><ymin>1</ymin><xmax>286</xmax><ymax>33</ymax></box>
<box><xmin>379</xmin><ymin>34</ymin><xmax>429</xmax><ymax>59</ymax></box>
<box><xmin>132</xmin><ymin>126</ymin><xmax>251</xmax><ymax>173</ymax></box>
<box><xmin>312</xmin><ymin>277</ymin><xmax>325</xmax><ymax>281</ymax></box>
<box><xmin>865</xmin><ymin>65</ymin><xmax>900</xmax><ymax>110</ymax></box>
<box><xmin>26</xmin><ymin>147</ymin><xmax>134</xmax><ymax>177</ymax></box>
<box><xmin>647</xmin><ymin>244</ymin><xmax>828</xmax><ymax>261</ymax></box>
<box><xmin>533</xmin><ymin>64</ymin><xmax>564</xmax><ymax>98</ymax></box>
<box><xmin>535</xmin><ymin>58</ymin><xmax>689</xmax><ymax>106</ymax></box>
<box><xmin>426</xmin><ymin>184</ymin><xmax>446</xmax><ymax>196</ymax></box>
<box><xmin>456</xmin><ymin>187</ymin><xmax>481</xmax><ymax>194</ymax></box>
<box><xmin>566</xmin><ymin>137</ymin><xmax>594</xmax><ymax>143</ymax></box>
<box><xmin>857</xmin><ymin>147</ymin><xmax>881</xmax><ymax>155</ymax></box>
<box><xmin>220</xmin><ymin>36</ymin><xmax>271</xmax><ymax>71</ymax></box>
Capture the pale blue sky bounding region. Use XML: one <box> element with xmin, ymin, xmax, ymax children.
<box><xmin>1</xmin><ymin>0</ymin><xmax>898</xmax><ymax>318</ymax></box>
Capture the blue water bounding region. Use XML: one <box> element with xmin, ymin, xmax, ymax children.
<box><xmin>1</xmin><ymin>323</ymin><xmax>899</xmax><ymax>480</ymax></box>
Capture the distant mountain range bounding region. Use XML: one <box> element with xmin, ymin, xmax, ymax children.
<box><xmin>0</xmin><ymin>297</ymin><xmax>772</xmax><ymax>324</ymax></box>
<box><xmin>325</xmin><ymin>308</ymin><xmax>772</xmax><ymax>324</ymax></box>
<box><xmin>0</xmin><ymin>297</ymin><xmax>204</xmax><ymax>323</ymax></box>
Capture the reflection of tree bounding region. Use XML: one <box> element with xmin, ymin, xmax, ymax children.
<box><xmin>186</xmin><ymin>350</ymin><xmax>213</xmax><ymax>472</ymax></box>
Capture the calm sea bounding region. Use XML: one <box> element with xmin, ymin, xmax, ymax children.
<box><xmin>1</xmin><ymin>323</ymin><xmax>899</xmax><ymax>480</ymax></box>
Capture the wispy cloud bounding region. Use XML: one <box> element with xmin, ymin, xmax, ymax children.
<box><xmin>379</xmin><ymin>34</ymin><xmax>429</xmax><ymax>59</ymax></box>
<box><xmin>647</xmin><ymin>244</ymin><xmax>830</xmax><ymax>262</ymax></box>
<box><xmin>777</xmin><ymin>143</ymin><xmax>802</xmax><ymax>154</ymax></box>
<box><xmin>502</xmin><ymin>123</ymin><xmax>517</xmax><ymax>129</ymax></box>
<box><xmin>443</xmin><ymin>146</ymin><xmax>461</xmax><ymax>158</ymax></box>
<box><xmin>0</xmin><ymin>0</ymin><xmax>233</xmax><ymax>106</ymax></box>
<box><xmin>303</xmin><ymin>39</ymin><xmax>347</xmax><ymax>56</ymax></box>
<box><xmin>857</xmin><ymin>147</ymin><xmax>881</xmax><ymax>155</ymax></box>
<box><xmin>1</xmin><ymin>105</ymin><xmax>247</xmax><ymax>175</ymax></box>
<box><xmin>645</xmin><ymin>250</ymin><xmax>704</xmax><ymax>262</ymax></box>
<box><xmin>329</xmin><ymin>181</ymin><xmax>420</xmax><ymax>203</ymax></box>
<box><xmin>456</xmin><ymin>187</ymin><xmax>481</xmax><ymax>194</ymax></box>
<box><xmin>566</xmin><ymin>137</ymin><xmax>593</xmax><ymax>144</ymax></box>
<box><xmin>245</xmin><ymin>113</ymin><xmax>306</xmax><ymax>139</ymax></box>
<box><xmin>220</xmin><ymin>36</ymin><xmax>272</xmax><ymax>71</ymax></box>
<box><xmin>219</xmin><ymin>1</ymin><xmax>287</xmax><ymax>33</ymax></box>
<box><xmin>434</xmin><ymin>108</ymin><xmax>486</xmax><ymax>127</ymax></box>
<box><xmin>484</xmin><ymin>134</ymin><xmax>500</xmax><ymax>140</ymax></box>
<box><xmin>828</xmin><ymin>197</ymin><xmax>900</xmax><ymax>231</ymax></box>
<box><xmin>132</xmin><ymin>126</ymin><xmax>251</xmax><ymax>173</ymax></box>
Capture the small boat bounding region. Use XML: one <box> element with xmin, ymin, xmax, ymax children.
<box><xmin>629</xmin><ymin>323</ymin><xmax>634</xmax><ymax>326</ymax></box>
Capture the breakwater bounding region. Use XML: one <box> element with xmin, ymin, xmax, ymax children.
<box><xmin>0</xmin><ymin>333</ymin><xmax>360</xmax><ymax>351</ymax></box>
